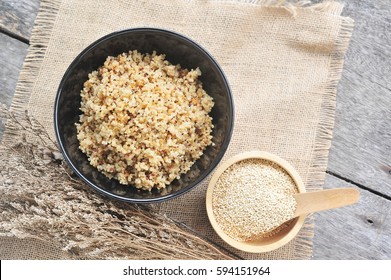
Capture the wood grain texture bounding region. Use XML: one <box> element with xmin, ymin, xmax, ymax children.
<box><xmin>313</xmin><ymin>174</ymin><xmax>391</xmax><ymax>259</ymax></box>
<box><xmin>0</xmin><ymin>0</ymin><xmax>40</xmax><ymax>42</ymax></box>
<box><xmin>294</xmin><ymin>188</ymin><xmax>360</xmax><ymax>217</ymax></box>
<box><xmin>342</xmin><ymin>0</ymin><xmax>391</xmax><ymax>89</ymax></box>
<box><xmin>0</xmin><ymin>33</ymin><xmax>28</xmax><ymax>137</ymax></box>
<box><xmin>328</xmin><ymin>0</ymin><xmax>391</xmax><ymax>196</ymax></box>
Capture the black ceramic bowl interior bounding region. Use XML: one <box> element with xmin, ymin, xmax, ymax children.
<box><xmin>54</xmin><ymin>28</ymin><xmax>234</xmax><ymax>203</ymax></box>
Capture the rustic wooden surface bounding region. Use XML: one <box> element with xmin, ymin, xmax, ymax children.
<box><xmin>0</xmin><ymin>33</ymin><xmax>28</xmax><ymax>137</ymax></box>
<box><xmin>0</xmin><ymin>0</ymin><xmax>40</xmax><ymax>42</ymax></box>
<box><xmin>313</xmin><ymin>175</ymin><xmax>391</xmax><ymax>260</ymax></box>
<box><xmin>0</xmin><ymin>0</ymin><xmax>390</xmax><ymax>259</ymax></box>
<box><xmin>328</xmin><ymin>0</ymin><xmax>391</xmax><ymax>198</ymax></box>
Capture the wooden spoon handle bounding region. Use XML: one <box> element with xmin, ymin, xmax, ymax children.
<box><xmin>294</xmin><ymin>188</ymin><xmax>360</xmax><ymax>217</ymax></box>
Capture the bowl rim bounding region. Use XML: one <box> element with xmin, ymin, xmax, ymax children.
<box><xmin>206</xmin><ymin>151</ymin><xmax>307</xmax><ymax>253</ymax></box>
<box><xmin>54</xmin><ymin>27</ymin><xmax>234</xmax><ymax>203</ymax></box>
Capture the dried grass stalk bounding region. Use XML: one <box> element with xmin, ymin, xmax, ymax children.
<box><xmin>0</xmin><ymin>106</ymin><xmax>236</xmax><ymax>260</ymax></box>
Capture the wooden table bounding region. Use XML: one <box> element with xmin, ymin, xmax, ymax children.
<box><xmin>1</xmin><ymin>0</ymin><xmax>390</xmax><ymax>259</ymax></box>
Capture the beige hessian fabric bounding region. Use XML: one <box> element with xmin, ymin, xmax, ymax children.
<box><xmin>1</xmin><ymin>0</ymin><xmax>353</xmax><ymax>259</ymax></box>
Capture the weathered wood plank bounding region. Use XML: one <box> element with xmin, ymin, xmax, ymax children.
<box><xmin>0</xmin><ymin>33</ymin><xmax>29</xmax><ymax>138</ymax></box>
<box><xmin>0</xmin><ymin>0</ymin><xmax>40</xmax><ymax>42</ymax></box>
<box><xmin>342</xmin><ymin>0</ymin><xmax>391</xmax><ymax>89</ymax></box>
<box><xmin>328</xmin><ymin>0</ymin><xmax>391</xmax><ymax>196</ymax></box>
<box><xmin>313</xmin><ymin>174</ymin><xmax>391</xmax><ymax>259</ymax></box>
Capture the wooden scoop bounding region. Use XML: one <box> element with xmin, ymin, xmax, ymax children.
<box><xmin>293</xmin><ymin>188</ymin><xmax>360</xmax><ymax>217</ymax></box>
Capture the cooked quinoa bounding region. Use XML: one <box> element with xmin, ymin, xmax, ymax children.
<box><xmin>212</xmin><ymin>159</ymin><xmax>298</xmax><ymax>241</ymax></box>
<box><xmin>76</xmin><ymin>50</ymin><xmax>214</xmax><ymax>190</ymax></box>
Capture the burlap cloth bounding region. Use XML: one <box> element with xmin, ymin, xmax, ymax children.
<box><xmin>0</xmin><ymin>0</ymin><xmax>353</xmax><ymax>259</ymax></box>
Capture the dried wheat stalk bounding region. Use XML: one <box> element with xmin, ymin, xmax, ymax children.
<box><xmin>0</xmin><ymin>106</ymin><xmax>236</xmax><ymax>260</ymax></box>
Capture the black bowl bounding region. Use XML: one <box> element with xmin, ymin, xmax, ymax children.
<box><xmin>54</xmin><ymin>28</ymin><xmax>234</xmax><ymax>203</ymax></box>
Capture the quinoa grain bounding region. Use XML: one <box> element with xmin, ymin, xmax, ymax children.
<box><xmin>76</xmin><ymin>50</ymin><xmax>214</xmax><ymax>190</ymax></box>
<box><xmin>212</xmin><ymin>158</ymin><xmax>298</xmax><ymax>241</ymax></box>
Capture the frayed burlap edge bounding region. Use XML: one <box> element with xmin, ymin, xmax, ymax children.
<box><xmin>306</xmin><ymin>16</ymin><xmax>354</xmax><ymax>193</ymax></box>
<box><xmin>1</xmin><ymin>0</ymin><xmax>354</xmax><ymax>260</ymax></box>
<box><xmin>294</xmin><ymin>15</ymin><xmax>354</xmax><ymax>258</ymax></box>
